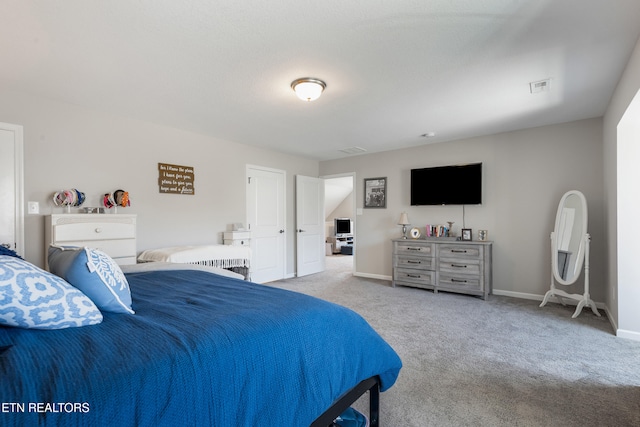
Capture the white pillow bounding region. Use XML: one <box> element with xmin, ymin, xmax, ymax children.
<box><xmin>0</xmin><ymin>255</ymin><xmax>103</xmax><ymax>329</ymax></box>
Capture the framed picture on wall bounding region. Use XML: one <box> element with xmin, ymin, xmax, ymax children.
<box><xmin>364</xmin><ymin>177</ymin><xmax>387</xmax><ymax>208</ymax></box>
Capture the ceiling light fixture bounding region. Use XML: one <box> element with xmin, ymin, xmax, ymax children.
<box><xmin>291</xmin><ymin>78</ymin><xmax>326</xmax><ymax>102</ymax></box>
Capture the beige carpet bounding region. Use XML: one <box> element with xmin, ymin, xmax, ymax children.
<box><xmin>268</xmin><ymin>255</ymin><xmax>640</xmax><ymax>427</ymax></box>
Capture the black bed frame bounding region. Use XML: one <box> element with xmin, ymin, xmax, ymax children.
<box><xmin>310</xmin><ymin>376</ymin><xmax>380</xmax><ymax>427</ymax></box>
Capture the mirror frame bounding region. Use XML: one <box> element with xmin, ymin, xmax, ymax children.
<box><xmin>551</xmin><ymin>190</ymin><xmax>588</xmax><ymax>286</ymax></box>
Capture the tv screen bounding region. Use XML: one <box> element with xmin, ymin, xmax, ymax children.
<box><xmin>410</xmin><ymin>163</ymin><xmax>482</xmax><ymax>205</ymax></box>
<box><xmin>334</xmin><ymin>218</ymin><xmax>352</xmax><ymax>236</ymax></box>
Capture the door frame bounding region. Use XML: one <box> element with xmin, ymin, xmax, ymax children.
<box><xmin>0</xmin><ymin>122</ymin><xmax>24</xmax><ymax>256</ymax></box>
<box><xmin>321</xmin><ymin>172</ymin><xmax>356</xmax><ymax>274</ymax></box>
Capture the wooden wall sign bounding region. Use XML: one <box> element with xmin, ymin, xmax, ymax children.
<box><xmin>158</xmin><ymin>163</ymin><xmax>195</xmax><ymax>195</ymax></box>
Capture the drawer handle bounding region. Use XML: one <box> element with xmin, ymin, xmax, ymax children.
<box><xmin>451</xmin><ymin>264</ymin><xmax>467</xmax><ymax>268</ymax></box>
<box><xmin>451</xmin><ymin>249</ymin><xmax>467</xmax><ymax>253</ymax></box>
<box><xmin>95</xmin><ymin>228</ymin><xmax>102</xmax><ymax>233</ymax></box>
<box><xmin>407</xmin><ymin>247</ymin><xmax>422</xmax><ymax>251</ymax></box>
<box><xmin>451</xmin><ymin>278</ymin><xmax>468</xmax><ymax>283</ymax></box>
<box><xmin>406</xmin><ymin>274</ymin><xmax>421</xmax><ymax>278</ymax></box>
<box><xmin>407</xmin><ymin>260</ymin><xmax>421</xmax><ymax>264</ymax></box>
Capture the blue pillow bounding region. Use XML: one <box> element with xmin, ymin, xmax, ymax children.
<box><xmin>0</xmin><ymin>246</ymin><xmax>22</xmax><ymax>259</ymax></box>
<box><xmin>0</xmin><ymin>255</ymin><xmax>103</xmax><ymax>329</ymax></box>
<box><xmin>48</xmin><ymin>246</ymin><xmax>134</xmax><ymax>314</ymax></box>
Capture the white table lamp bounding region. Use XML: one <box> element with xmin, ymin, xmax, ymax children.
<box><xmin>398</xmin><ymin>212</ymin><xmax>410</xmax><ymax>239</ymax></box>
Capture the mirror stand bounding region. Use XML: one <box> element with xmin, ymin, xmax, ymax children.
<box><xmin>540</xmin><ymin>232</ymin><xmax>600</xmax><ymax>318</ymax></box>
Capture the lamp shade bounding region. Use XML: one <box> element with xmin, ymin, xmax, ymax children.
<box><xmin>398</xmin><ymin>212</ymin><xmax>410</xmax><ymax>225</ymax></box>
<box><xmin>291</xmin><ymin>78</ymin><xmax>326</xmax><ymax>102</ymax></box>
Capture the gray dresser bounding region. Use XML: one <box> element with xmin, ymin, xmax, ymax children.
<box><xmin>392</xmin><ymin>238</ymin><xmax>492</xmax><ymax>299</ymax></box>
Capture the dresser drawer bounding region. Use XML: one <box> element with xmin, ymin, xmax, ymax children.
<box><xmin>439</xmin><ymin>257</ymin><xmax>482</xmax><ymax>276</ymax></box>
<box><xmin>394</xmin><ymin>267</ymin><xmax>435</xmax><ymax>288</ymax></box>
<box><xmin>224</xmin><ymin>238</ymin><xmax>251</xmax><ymax>246</ymax></box>
<box><xmin>438</xmin><ymin>244</ymin><xmax>481</xmax><ymax>259</ymax></box>
<box><xmin>57</xmin><ymin>239</ymin><xmax>136</xmax><ymax>259</ymax></box>
<box><xmin>223</xmin><ymin>231</ymin><xmax>251</xmax><ymax>240</ymax></box>
<box><xmin>53</xmin><ymin>222</ymin><xmax>135</xmax><ymax>242</ymax></box>
<box><xmin>395</xmin><ymin>255</ymin><xmax>434</xmax><ymax>270</ymax></box>
<box><xmin>395</xmin><ymin>241</ymin><xmax>434</xmax><ymax>257</ymax></box>
<box><xmin>438</xmin><ymin>273</ymin><xmax>481</xmax><ymax>291</ymax></box>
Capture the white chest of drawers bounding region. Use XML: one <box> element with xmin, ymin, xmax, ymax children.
<box><xmin>223</xmin><ymin>231</ymin><xmax>251</xmax><ymax>246</ymax></box>
<box><xmin>45</xmin><ymin>214</ymin><xmax>137</xmax><ymax>267</ymax></box>
<box><xmin>392</xmin><ymin>238</ymin><xmax>492</xmax><ymax>299</ymax></box>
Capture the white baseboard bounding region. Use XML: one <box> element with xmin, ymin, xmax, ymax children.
<box><xmin>493</xmin><ymin>289</ymin><xmax>624</xmax><ymax>336</ymax></box>
<box><xmin>616</xmin><ymin>328</ymin><xmax>640</xmax><ymax>341</ymax></box>
<box><xmin>346</xmin><ymin>279</ymin><xmax>630</xmax><ymax>339</ymax></box>
<box><xmin>492</xmin><ymin>289</ymin><xmax>607</xmax><ymax>310</ymax></box>
<box><xmin>492</xmin><ymin>289</ymin><xmax>544</xmax><ymax>301</ymax></box>
<box><xmin>354</xmin><ymin>272</ymin><xmax>392</xmax><ymax>281</ymax></box>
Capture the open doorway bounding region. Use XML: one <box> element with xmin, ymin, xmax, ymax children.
<box><xmin>323</xmin><ymin>173</ymin><xmax>355</xmax><ymax>274</ymax></box>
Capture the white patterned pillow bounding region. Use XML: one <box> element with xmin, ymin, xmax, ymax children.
<box><xmin>48</xmin><ymin>246</ymin><xmax>134</xmax><ymax>314</ymax></box>
<box><xmin>0</xmin><ymin>255</ymin><xmax>103</xmax><ymax>329</ymax></box>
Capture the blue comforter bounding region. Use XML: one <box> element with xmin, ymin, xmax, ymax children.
<box><xmin>0</xmin><ymin>269</ymin><xmax>401</xmax><ymax>426</ymax></box>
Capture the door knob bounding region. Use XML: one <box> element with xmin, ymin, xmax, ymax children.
<box><xmin>279</xmin><ymin>230</ymin><xmax>285</xmax><ymax>233</ymax></box>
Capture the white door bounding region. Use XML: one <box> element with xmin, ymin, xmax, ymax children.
<box><xmin>296</xmin><ymin>175</ymin><xmax>325</xmax><ymax>277</ymax></box>
<box><xmin>0</xmin><ymin>122</ymin><xmax>24</xmax><ymax>256</ymax></box>
<box><xmin>246</xmin><ymin>166</ymin><xmax>286</xmax><ymax>283</ymax></box>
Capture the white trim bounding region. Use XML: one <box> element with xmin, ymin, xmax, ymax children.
<box><xmin>493</xmin><ymin>288</ymin><xmax>607</xmax><ymax>309</ymax></box>
<box><xmin>492</xmin><ymin>289</ymin><xmax>543</xmax><ymax>301</ymax></box>
<box><xmin>0</xmin><ymin>122</ymin><xmax>24</xmax><ymax>257</ymax></box>
<box><xmin>354</xmin><ymin>272</ymin><xmax>391</xmax><ymax>281</ymax></box>
<box><xmin>494</xmin><ymin>288</ymin><xmax>620</xmax><ymax>333</ymax></box>
<box><xmin>616</xmin><ymin>329</ymin><xmax>640</xmax><ymax>341</ymax></box>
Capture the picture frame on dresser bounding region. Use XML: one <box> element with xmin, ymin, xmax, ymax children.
<box><xmin>461</xmin><ymin>228</ymin><xmax>472</xmax><ymax>241</ymax></box>
<box><xmin>364</xmin><ymin>177</ymin><xmax>387</xmax><ymax>208</ymax></box>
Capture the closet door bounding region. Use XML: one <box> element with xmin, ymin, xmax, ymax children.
<box><xmin>0</xmin><ymin>122</ymin><xmax>24</xmax><ymax>256</ymax></box>
<box><xmin>246</xmin><ymin>165</ymin><xmax>286</xmax><ymax>283</ymax></box>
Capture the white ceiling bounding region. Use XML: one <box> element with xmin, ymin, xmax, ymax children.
<box><xmin>2</xmin><ymin>1</ymin><xmax>640</xmax><ymax>161</ymax></box>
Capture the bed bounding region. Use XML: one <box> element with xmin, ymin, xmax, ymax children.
<box><xmin>0</xmin><ymin>257</ymin><xmax>402</xmax><ymax>426</ymax></box>
<box><xmin>137</xmin><ymin>244</ymin><xmax>251</xmax><ymax>280</ymax></box>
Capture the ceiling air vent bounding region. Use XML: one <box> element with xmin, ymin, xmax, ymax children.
<box><xmin>339</xmin><ymin>146</ymin><xmax>367</xmax><ymax>155</ymax></box>
<box><xmin>529</xmin><ymin>79</ymin><xmax>550</xmax><ymax>94</ymax></box>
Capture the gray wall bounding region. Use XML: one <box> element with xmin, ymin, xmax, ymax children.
<box><xmin>0</xmin><ymin>89</ymin><xmax>318</xmax><ymax>275</ymax></box>
<box><xmin>320</xmin><ymin>118</ymin><xmax>605</xmax><ymax>301</ymax></box>
<box><xmin>603</xmin><ymin>35</ymin><xmax>640</xmax><ymax>336</ymax></box>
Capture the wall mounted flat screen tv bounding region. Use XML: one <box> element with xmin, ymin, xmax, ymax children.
<box><xmin>411</xmin><ymin>163</ymin><xmax>482</xmax><ymax>205</ymax></box>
